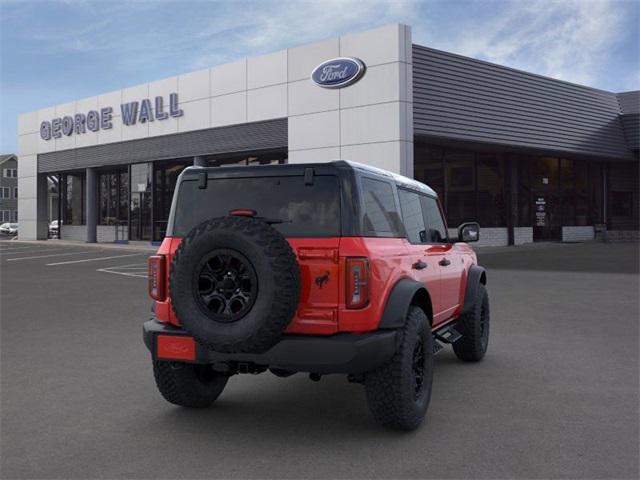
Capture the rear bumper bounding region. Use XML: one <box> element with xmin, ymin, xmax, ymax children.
<box><xmin>143</xmin><ymin>319</ymin><xmax>397</xmax><ymax>374</ymax></box>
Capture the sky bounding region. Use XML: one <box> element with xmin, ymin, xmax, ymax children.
<box><xmin>1</xmin><ymin>0</ymin><xmax>638</xmax><ymax>153</ymax></box>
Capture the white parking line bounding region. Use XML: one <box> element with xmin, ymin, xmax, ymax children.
<box><xmin>1</xmin><ymin>248</ymin><xmax>70</xmax><ymax>256</ymax></box>
<box><xmin>6</xmin><ymin>250</ymin><xmax>99</xmax><ymax>262</ymax></box>
<box><xmin>0</xmin><ymin>246</ymin><xmax>50</xmax><ymax>253</ymax></box>
<box><xmin>97</xmin><ymin>268</ymin><xmax>148</xmax><ymax>278</ymax></box>
<box><xmin>97</xmin><ymin>262</ymin><xmax>148</xmax><ymax>278</ymax></box>
<box><xmin>46</xmin><ymin>253</ymin><xmax>144</xmax><ymax>266</ymax></box>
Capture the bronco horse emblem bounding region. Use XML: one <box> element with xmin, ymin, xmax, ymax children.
<box><xmin>315</xmin><ymin>271</ymin><xmax>330</xmax><ymax>289</ymax></box>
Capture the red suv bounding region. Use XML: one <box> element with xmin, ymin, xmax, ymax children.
<box><xmin>144</xmin><ymin>161</ymin><xmax>489</xmax><ymax>430</ymax></box>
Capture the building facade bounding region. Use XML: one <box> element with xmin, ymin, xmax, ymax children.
<box><xmin>17</xmin><ymin>24</ymin><xmax>639</xmax><ymax>245</ymax></box>
<box><xmin>0</xmin><ymin>154</ymin><xmax>18</xmax><ymax>224</ymax></box>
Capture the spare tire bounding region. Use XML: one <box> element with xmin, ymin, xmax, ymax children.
<box><xmin>169</xmin><ymin>216</ymin><xmax>300</xmax><ymax>353</ymax></box>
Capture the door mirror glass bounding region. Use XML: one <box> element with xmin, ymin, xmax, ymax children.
<box><xmin>458</xmin><ymin>222</ymin><xmax>480</xmax><ymax>243</ymax></box>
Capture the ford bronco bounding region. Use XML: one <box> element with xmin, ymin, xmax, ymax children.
<box><xmin>143</xmin><ymin>161</ymin><xmax>489</xmax><ymax>430</ymax></box>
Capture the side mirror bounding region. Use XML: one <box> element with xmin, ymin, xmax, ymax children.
<box><xmin>458</xmin><ymin>222</ymin><xmax>480</xmax><ymax>243</ymax></box>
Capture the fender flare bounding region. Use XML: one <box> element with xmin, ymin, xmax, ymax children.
<box><xmin>461</xmin><ymin>265</ymin><xmax>487</xmax><ymax>316</ymax></box>
<box><xmin>378</xmin><ymin>278</ymin><xmax>433</xmax><ymax>330</ymax></box>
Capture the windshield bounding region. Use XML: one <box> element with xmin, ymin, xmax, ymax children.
<box><xmin>171</xmin><ymin>175</ymin><xmax>341</xmax><ymax>237</ymax></box>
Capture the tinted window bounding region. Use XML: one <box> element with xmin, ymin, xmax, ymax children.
<box><xmin>361</xmin><ymin>177</ymin><xmax>402</xmax><ymax>236</ymax></box>
<box><xmin>398</xmin><ymin>189</ymin><xmax>427</xmax><ymax>244</ymax></box>
<box><xmin>420</xmin><ymin>196</ymin><xmax>448</xmax><ymax>243</ymax></box>
<box><xmin>172</xmin><ymin>175</ymin><xmax>340</xmax><ymax>237</ymax></box>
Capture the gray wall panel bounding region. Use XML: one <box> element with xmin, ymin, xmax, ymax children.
<box><xmin>619</xmin><ymin>114</ymin><xmax>639</xmax><ymax>150</ymax></box>
<box><xmin>413</xmin><ymin>45</ymin><xmax>633</xmax><ymax>160</ymax></box>
<box><xmin>617</xmin><ymin>91</ymin><xmax>639</xmax><ymax>114</ymax></box>
<box><xmin>38</xmin><ymin>119</ymin><xmax>287</xmax><ymax>173</ymax></box>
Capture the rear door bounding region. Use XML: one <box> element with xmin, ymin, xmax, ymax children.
<box><xmin>420</xmin><ymin>195</ymin><xmax>462</xmax><ymax>322</ymax></box>
<box><xmin>397</xmin><ymin>188</ymin><xmax>444</xmax><ymax>322</ymax></box>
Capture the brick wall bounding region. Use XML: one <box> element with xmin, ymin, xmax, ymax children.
<box><xmin>604</xmin><ymin>230</ymin><xmax>640</xmax><ymax>242</ymax></box>
<box><xmin>562</xmin><ymin>226</ymin><xmax>594</xmax><ymax>242</ymax></box>
<box><xmin>60</xmin><ymin>225</ymin><xmax>86</xmax><ymax>241</ymax></box>
<box><xmin>448</xmin><ymin>227</ymin><xmax>509</xmax><ymax>247</ymax></box>
<box><xmin>514</xmin><ymin>227</ymin><xmax>533</xmax><ymax>245</ymax></box>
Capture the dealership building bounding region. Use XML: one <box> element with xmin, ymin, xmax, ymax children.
<box><xmin>17</xmin><ymin>24</ymin><xmax>639</xmax><ymax>245</ymax></box>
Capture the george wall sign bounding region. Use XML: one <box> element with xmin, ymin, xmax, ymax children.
<box><xmin>311</xmin><ymin>57</ymin><xmax>366</xmax><ymax>89</ymax></box>
<box><xmin>40</xmin><ymin>93</ymin><xmax>184</xmax><ymax>141</ymax></box>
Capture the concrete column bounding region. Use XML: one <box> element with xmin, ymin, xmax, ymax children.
<box><xmin>193</xmin><ymin>156</ymin><xmax>207</xmax><ymax>167</ymax></box>
<box><xmin>36</xmin><ymin>174</ymin><xmax>49</xmax><ymax>239</ymax></box>
<box><xmin>85</xmin><ymin>167</ymin><xmax>97</xmax><ymax>243</ymax></box>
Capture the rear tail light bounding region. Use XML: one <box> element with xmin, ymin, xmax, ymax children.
<box><xmin>148</xmin><ymin>255</ymin><xmax>166</xmax><ymax>301</ymax></box>
<box><xmin>346</xmin><ymin>257</ymin><xmax>370</xmax><ymax>309</ymax></box>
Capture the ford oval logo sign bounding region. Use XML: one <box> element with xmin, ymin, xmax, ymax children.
<box><xmin>311</xmin><ymin>57</ymin><xmax>366</xmax><ymax>89</ymax></box>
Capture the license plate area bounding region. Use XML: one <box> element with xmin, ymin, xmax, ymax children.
<box><xmin>156</xmin><ymin>335</ymin><xmax>196</xmax><ymax>361</ymax></box>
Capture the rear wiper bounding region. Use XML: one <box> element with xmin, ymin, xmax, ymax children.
<box><xmin>228</xmin><ymin>209</ymin><xmax>290</xmax><ymax>225</ymax></box>
<box><xmin>255</xmin><ymin>216</ymin><xmax>291</xmax><ymax>225</ymax></box>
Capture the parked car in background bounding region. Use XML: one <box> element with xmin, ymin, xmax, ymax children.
<box><xmin>0</xmin><ymin>223</ymin><xmax>18</xmax><ymax>236</ymax></box>
<box><xmin>49</xmin><ymin>220</ymin><xmax>60</xmax><ymax>238</ymax></box>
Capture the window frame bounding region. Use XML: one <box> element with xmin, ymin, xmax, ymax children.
<box><xmin>397</xmin><ymin>187</ymin><xmax>428</xmax><ymax>245</ymax></box>
<box><xmin>421</xmin><ymin>192</ymin><xmax>450</xmax><ymax>245</ymax></box>
<box><xmin>358</xmin><ymin>175</ymin><xmax>405</xmax><ymax>238</ymax></box>
<box><xmin>397</xmin><ymin>186</ymin><xmax>451</xmax><ymax>245</ymax></box>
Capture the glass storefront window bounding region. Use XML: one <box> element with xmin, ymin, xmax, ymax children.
<box><xmin>574</xmin><ymin>161</ymin><xmax>589</xmax><ymax>226</ymax></box>
<box><xmin>130</xmin><ymin>163</ymin><xmax>152</xmax><ymax>241</ymax></box>
<box><xmin>517</xmin><ymin>157</ymin><xmax>532</xmax><ymax>227</ymax></box>
<box><xmin>415</xmin><ymin>142</ymin><xmax>607</xmax><ymax>239</ymax></box>
<box><xmin>477</xmin><ymin>154</ymin><xmax>505</xmax><ymax>227</ymax></box>
<box><xmin>608</xmin><ymin>162</ymin><xmax>639</xmax><ymax>230</ymax></box>
<box><xmin>62</xmin><ymin>173</ymin><xmax>85</xmax><ymax>225</ymax></box>
<box><xmin>444</xmin><ymin>151</ymin><xmax>475</xmax><ymax>228</ymax></box>
<box><xmin>589</xmin><ymin>162</ymin><xmax>604</xmax><ymax>225</ymax></box>
<box><xmin>414</xmin><ymin>144</ymin><xmax>444</xmax><ymax>200</ymax></box>
<box><xmin>98</xmin><ymin>169</ymin><xmax>128</xmax><ymax>225</ymax></box>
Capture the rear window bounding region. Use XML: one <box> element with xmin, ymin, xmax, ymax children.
<box><xmin>361</xmin><ymin>177</ymin><xmax>404</xmax><ymax>237</ymax></box>
<box><xmin>172</xmin><ymin>175</ymin><xmax>341</xmax><ymax>237</ymax></box>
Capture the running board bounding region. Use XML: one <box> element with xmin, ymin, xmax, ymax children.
<box><xmin>434</xmin><ymin>325</ymin><xmax>462</xmax><ymax>344</ymax></box>
<box><xmin>433</xmin><ymin>338</ymin><xmax>444</xmax><ymax>355</ymax></box>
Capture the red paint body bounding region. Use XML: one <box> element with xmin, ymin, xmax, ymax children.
<box><xmin>153</xmin><ymin>235</ymin><xmax>477</xmax><ymax>334</ymax></box>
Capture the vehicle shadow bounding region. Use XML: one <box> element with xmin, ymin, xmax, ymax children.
<box><xmin>145</xmin><ymin>352</ymin><xmax>468</xmax><ymax>445</ymax></box>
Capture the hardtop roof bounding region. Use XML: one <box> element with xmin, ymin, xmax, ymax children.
<box><xmin>181</xmin><ymin>160</ymin><xmax>437</xmax><ymax>197</ymax></box>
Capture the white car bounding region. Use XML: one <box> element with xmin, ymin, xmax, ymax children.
<box><xmin>49</xmin><ymin>220</ymin><xmax>60</xmax><ymax>238</ymax></box>
<box><xmin>0</xmin><ymin>223</ymin><xmax>18</xmax><ymax>236</ymax></box>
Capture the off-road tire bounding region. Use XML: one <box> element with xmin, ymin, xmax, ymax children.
<box><xmin>364</xmin><ymin>306</ymin><xmax>433</xmax><ymax>430</ymax></box>
<box><xmin>453</xmin><ymin>283</ymin><xmax>489</xmax><ymax>362</ymax></box>
<box><xmin>170</xmin><ymin>216</ymin><xmax>300</xmax><ymax>354</ymax></box>
<box><xmin>153</xmin><ymin>361</ymin><xmax>228</xmax><ymax>408</ymax></box>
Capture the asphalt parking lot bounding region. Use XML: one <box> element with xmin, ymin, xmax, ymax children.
<box><xmin>1</xmin><ymin>240</ymin><xmax>638</xmax><ymax>479</ymax></box>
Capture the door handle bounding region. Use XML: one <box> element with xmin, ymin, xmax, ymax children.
<box><xmin>439</xmin><ymin>258</ymin><xmax>451</xmax><ymax>267</ymax></box>
<box><xmin>413</xmin><ymin>260</ymin><xmax>427</xmax><ymax>270</ymax></box>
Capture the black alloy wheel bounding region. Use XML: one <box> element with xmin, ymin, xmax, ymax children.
<box><xmin>412</xmin><ymin>337</ymin><xmax>425</xmax><ymax>399</ymax></box>
<box><xmin>194</xmin><ymin>249</ymin><xmax>257</xmax><ymax>323</ymax></box>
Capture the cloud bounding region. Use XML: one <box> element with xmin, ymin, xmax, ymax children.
<box><xmin>414</xmin><ymin>0</ymin><xmax>637</xmax><ymax>89</ymax></box>
<box><xmin>187</xmin><ymin>0</ymin><xmax>418</xmax><ymax>69</ymax></box>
